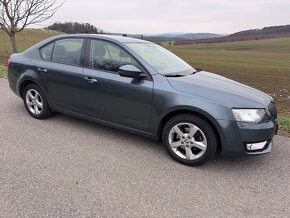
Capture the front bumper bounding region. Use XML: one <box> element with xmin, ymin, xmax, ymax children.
<box><xmin>217</xmin><ymin>118</ymin><xmax>278</xmax><ymax>158</ymax></box>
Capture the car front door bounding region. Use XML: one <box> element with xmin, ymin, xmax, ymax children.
<box><xmin>36</xmin><ymin>38</ymin><xmax>86</xmax><ymax>112</ymax></box>
<box><xmin>81</xmin><ymin>39</ymin><xmax>153</xmax><ymax>131</ymax></box>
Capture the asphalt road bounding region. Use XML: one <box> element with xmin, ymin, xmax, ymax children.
<box><xmin>0</xmin><ymin>79</ymin><xmax>289</xmax><ymax>217</ymax></box>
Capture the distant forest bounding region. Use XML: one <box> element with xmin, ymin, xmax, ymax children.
<box><xmin>175</xmin><ymin>24</ymin><xmax>290</xmax><ymax>45</ymax></box>
<box><xmin>232</xmin><ymin>24</ymin><xmax>290</xmax><ymax>36</ymax></box>
<box><xmin>46</xmin><ymin>22</ymin><xmax>104</xmax><ymax>34</ymax></box>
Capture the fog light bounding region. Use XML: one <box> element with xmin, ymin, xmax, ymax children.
<box><xmin>246</xmin><ymin>141</ymin><xmax>268</xmax><ymax>151</ymax></box>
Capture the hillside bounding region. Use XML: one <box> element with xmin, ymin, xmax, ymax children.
<box><xmin>175</xmin><ymin>24</ymin><xmax>290</xmax><ymax>45</ymax></box>
<box><xmin>110</xmin><ymin>32</ymin><xmax>223</xmax><ymax>42</ymax></box>
<box><xmin>169</xmin><ymin>37</ymin><xmax>290</xmax><ymax>119</ymax></box>
<box><xmin>169</xmin><ymin>38</ymin><xmax>290</xmax><ymax>135</ymax></box>
<box><xmin>0</xmin><ymin>29</ymin><xmax>61</xmax><ymax>65</ymax></box>
<box><xmin>144</xmin><ymin>33</ymin><xmax>222</xmax><ymax>41</ymax></box>
<box><xmin>232</xmin><ymin>24</ymin><xmax>290</xmax><ymax>36</ymax></box>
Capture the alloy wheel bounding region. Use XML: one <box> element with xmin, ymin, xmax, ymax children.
<box><xmin>168</xmin><ymin>122</ymin><xmax>207</xmax><ymax>160</ymax></box>
<box><xmin>25</xmin><ymin>89</ymin><xmax>43</xmax><ymax>115</ymax></box>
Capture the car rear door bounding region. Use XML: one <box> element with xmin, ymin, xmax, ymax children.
<box><xmin>36</xmin><ymin>37</ymin><xmax>87</xmax><ymax>112</ymax></box>
<box><xmin>81</xmin><ymin>39</ymin><xmax>153</xmax><ymax>131</ymax></box>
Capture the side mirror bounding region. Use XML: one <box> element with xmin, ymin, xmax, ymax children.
<box><xmin>118</xmin><ymin>65</ymin><xmax>146</xmax><ymax>80</ymax></box>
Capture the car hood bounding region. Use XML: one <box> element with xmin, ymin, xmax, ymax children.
<box><xmin>167</xmin><ymin>71</ymin><xmax>273</xmax><ymax>108</ymax></box>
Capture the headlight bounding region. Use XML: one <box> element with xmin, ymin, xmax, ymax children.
<box><xmin>232</xmin><ymin>109</ymin><xmax>267</xmax><ymax>123</ymax></box>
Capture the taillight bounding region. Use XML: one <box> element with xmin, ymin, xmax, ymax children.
<box><xmin>7</xmin><ymin>58</ymin><xmax>11</xmax><ymax>66</ymax></box>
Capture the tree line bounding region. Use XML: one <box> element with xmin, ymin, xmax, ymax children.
<box><xmin>46</xmin><ymin>22</ymin><xmax>104</xmax><ymax>34</ymax></box>
<box><xmin>232</xmin><ymin>25</ymin><xmax>290</xmax><ymax>37</ymax></box>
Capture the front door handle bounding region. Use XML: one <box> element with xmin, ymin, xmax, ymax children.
<box><xmin>84</xmin><ymin>76</ymin><xmax>98</xmax><ymax>84</ymax></box>
<box><xmin>37</xmin><ymin>67</ymin><xmax>48</xmax><ymax>73</ymax></box>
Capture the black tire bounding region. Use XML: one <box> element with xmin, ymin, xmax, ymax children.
<box><xmin>162</xmin><ymin>114</ymin><xmax>217</xmax><ymax>166</ymax></box>
<box><xmin>23</xmin><ymin>84</ymin><xmax>52</xmax><ymax>119</ymax></box>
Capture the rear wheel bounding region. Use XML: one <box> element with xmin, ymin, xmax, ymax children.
<box><xmin>23</xmin><ymin>84</ymin><xmax>52</xmax><ymax>119</ymax></box>
<box><xmin>162</xmin><ymin>114</ymin><xmax>217</xmax><ymax>166</ymax></box>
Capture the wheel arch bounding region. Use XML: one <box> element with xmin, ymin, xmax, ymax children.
<box><xmin>18</xmin><ymin>75</ymin><xmax>45</xmax><ymax>99</ymax></box>
<box><xmin>158</xmin><ymin>109</ymin><xmax>224</xmax><ymax>154</ymax></box>
<box><xmin>19</xmin><ymin>80</ymin><xmax>39</xmax><ymax>98</ymax></box>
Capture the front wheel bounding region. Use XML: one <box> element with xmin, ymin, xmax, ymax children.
<box><xmin>162</xmin><ymin>114</ymin><xmax>217</xmax><ymax>166</ymax></box>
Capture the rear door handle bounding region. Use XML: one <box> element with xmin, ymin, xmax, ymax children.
<box><xmin>84</xmin><ymin>76</ymin><xmax>98</xmax><ymax>84</ymax></box>
<box><xmin>37</xmin><ymin>67</ymin><xmax>47</xmax><ymax>73</ymax></box>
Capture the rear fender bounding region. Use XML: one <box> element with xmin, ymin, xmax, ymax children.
<box><xmin>17</xmin><ymin>68</ymin><xmax>54</xmax><ymax>108</ymax></box>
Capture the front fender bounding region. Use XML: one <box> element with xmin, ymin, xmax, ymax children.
<box><xmin>149</xmin><ymin>77</ymin><xmax>233</xmax><ymax>145</ymax></box>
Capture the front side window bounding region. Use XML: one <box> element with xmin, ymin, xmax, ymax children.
<box><xmin>52</xmin><ymin>38</ymin><xmax>84</xmax><ymax>66</ymax></box>
<box><xmin>125</xmin><ymin>42</ymin><xmax>194</xmax><ymax>76</ymax></box>
<box><xmin>90</xmin><ymin>40</ymin><xmax>138</xmax><ymax>72</ymax></box>
<box><xmin>40</xmin><ymin>42</ymin><xmax>54</xmax><ymax>61</ymax></box>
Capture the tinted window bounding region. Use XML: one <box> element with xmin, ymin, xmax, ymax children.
<box><xmin>90</xmin><ymin>40</ymin><xmax>138</xmax><ymax>72</ymax></box>
<box><xmin>52</xmin><ymin>38</ymin><xmax>84</xmax><ymax>66</ymax></box>
<box><xmin>40</xmin><ymin>42</ymin><xmax>54</xmax><ymax>61</ymax></box>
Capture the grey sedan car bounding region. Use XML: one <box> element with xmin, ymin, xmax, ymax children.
<box><xmin>8</xmin><ymin>34</ymin><xmax>278</xmax><ymax>166</ymax></box>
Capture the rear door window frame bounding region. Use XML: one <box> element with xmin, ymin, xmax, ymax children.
<box><xmin>39</xmin><ymin>37</ymin><xmax>87</xmax><ymax>67</ymax></box>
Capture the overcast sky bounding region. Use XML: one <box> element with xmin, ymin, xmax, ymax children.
<box><xmin>41</xmin><ymin>0</ymin><xmax>290</xmax><ymax>34</ymax></box>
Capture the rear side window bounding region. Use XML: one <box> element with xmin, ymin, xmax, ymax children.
<box><xmin>40</xmin><ymin>43</ymin><xmax>54</xmax><ymax>61</ymax></box>
<box><xmin>52</xmin><ymin>38</ymin><xmax>84</xmax><ymax>66</ymax></box>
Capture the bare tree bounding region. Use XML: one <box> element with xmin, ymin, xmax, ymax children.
<box><xmin>0</xmin><ymin>0</ymin><xmax>63</xmax><ymax>53</ymax></box>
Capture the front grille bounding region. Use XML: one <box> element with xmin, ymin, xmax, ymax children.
<box><xmin>268</xmin><ymin>102</ymin><xmax>277</xmax><ymax>119</ymax></box>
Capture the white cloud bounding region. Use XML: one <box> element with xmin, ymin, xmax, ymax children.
<box><xmin>39</xmin><ymin>0</ymin><xmax>290</xmax><ymax>34</ymax></box>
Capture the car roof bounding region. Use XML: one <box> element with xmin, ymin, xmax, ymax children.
<box><xmin>23</xmin><ymin>33</ymin><xmax>153</xmax><ymax>60</ymax></box>
<box><xmin>51</xmin><ymin>34</ymin><xmax>150</xmax><ymax>44</ymax></box>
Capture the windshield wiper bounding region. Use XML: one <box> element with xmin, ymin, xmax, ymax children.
<box><xmin>165</xmin><ymin>68</ymin><xmax>200</xmax><ymax>77</ymax></box>
<box><xmin>164</xmin><ymin>74</ymin><xmax>185</xmax><ymax>77</ymax></box>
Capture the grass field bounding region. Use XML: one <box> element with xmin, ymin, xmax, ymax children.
<box><xmin>168</xmin><ymin>38</ymin><xmax>290</xmax><ymax>117</ymax></box>
<box><xmin>0</xmin><ymin>30</ymin><xmax>289</xmax><ymax>134</ymax></box>
<box><xmin>0</xmin><ymin>65</ymin><xmax>7</xmax><ymax>77</ymax></box>
<box><xmin>279</xmin><ymin>116</ymin><xmax>290</xmax><ymax>136</ymax></box>
<box><xmin>167</xmin><ymin>38</ymin><xmax>290</xmax><ymax>135</ymax></box>
<box><xmin>0</xmin><ymin>29</ymin><xmax>61</xmax><ymax>65</ymax></box>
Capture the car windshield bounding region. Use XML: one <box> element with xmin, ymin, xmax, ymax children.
<box><xmin>125</xmin><ymin>42</ymin><xmax>194</xmax><ymax>76</ymax></box>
